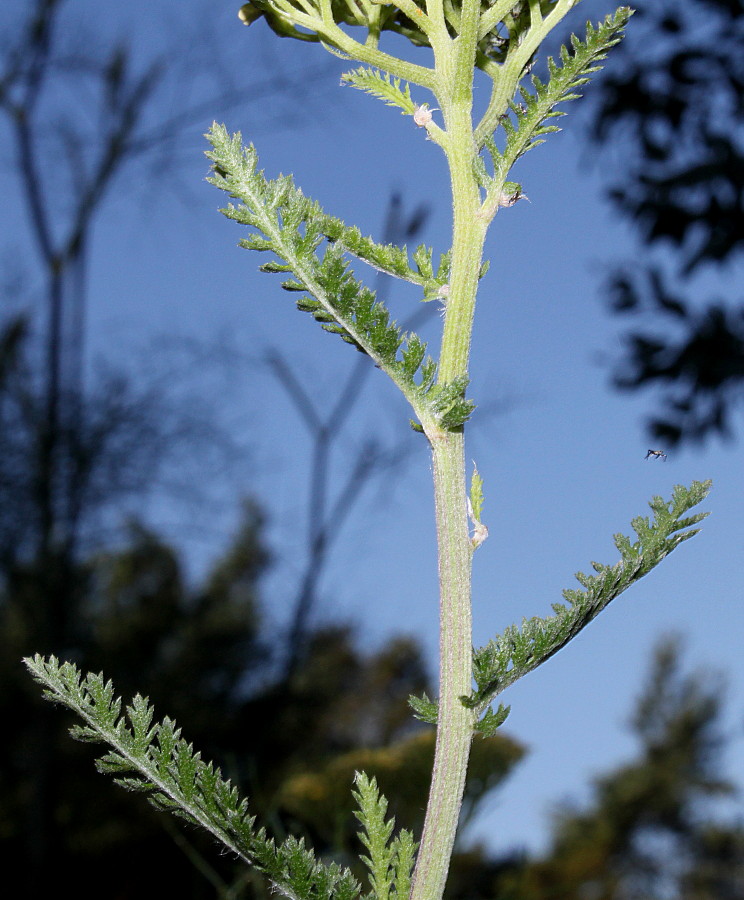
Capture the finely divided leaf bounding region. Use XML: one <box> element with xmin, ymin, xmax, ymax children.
<box><xmin>24</xmin><ymin>655</ymin><xmax>360</xmax><ymax>900</ymax></box>
<box><xmin>474</xmin><ymin>703</ymin><xmax>511</xmax><ymax>736</ymax></box>
<box><xmin>481</xmin><ymin>8</ymin><xmax>633</xmax><ymax>179</ymax></box>
<box><xmin>353</xmin><ymin>773</ymin><xmax>416</xmax><ymax>900</ymax></box>
<box><xmin>206</xmin><ymin>124</ymin><xmax>473</xmax><ymax>430</ymax></box>
<box><xmin>341</xmin><ymin>67</ymin><xmax>416</xmax><ymax>116</ymax></box>
<box><xmin>468</xmin><ymin>480</ymin><xmax>711</xmax><ymax>713</ymax></box>
<box><xmin>408</xmin><ymin>691</ymin><xmax>438</xmax><ymax>724</ymax></box>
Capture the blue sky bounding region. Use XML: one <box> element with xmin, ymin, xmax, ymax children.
<box><xmin>5</xmin><ymin>0</ymin><xmax>743</xmax><ymax>859</ymax></box>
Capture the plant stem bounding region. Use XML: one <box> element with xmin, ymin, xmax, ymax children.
<box><xmin>437</xmin><ymin>126</ymin><xmax>488</xmax><ymax>382</ymax></box>
<box><xmin>411</xmin><ymin>7</ymin><xmax>488</xmax><ymax>893</ymax></box>
<box><xmin>410</xmin><ymin>431</ymin><xmax>476</xmax><ymax>900</ymax></box>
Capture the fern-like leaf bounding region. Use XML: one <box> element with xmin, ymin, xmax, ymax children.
<box><xmin>474</xmin><ymin>702</ymin><xmax>511</xmax><ymax>736</ymax></box>
<box><xmin>340</xmin><ymin>67</ymin><xmax>416</xmax><ymax>117</ymax></box>
<box><xmin>314</xmin><ymin>213</ymin><xmax>449</xmax><ymax>298</ymax></box>
<box><xmin>467</xmin><ymin>480</ymin><xmax>711</xmax><ymax>713</ymax></box>
<box><xmin>407</xmin><ymin>696</ymin><xmax>511</xmax><ymax>734</ymax></box>
<box><xmin>427</xmin><ymin>376</ymin><xmax>475</xmax><ymax>431</ymax></box>
<box><xmin>206</xmin><ymin>124</ymin><xmax>473</xmax><ymax>431</ymax></box>
<box><xmin>479</xmin><ymin>7</ymin><xmax>633</xmax><ymax>173</ymax></box>
<box><xmin>408</xmin><ymin>691</ymin><xmax>438</xmax><ymax>724</ymax></box>
<box><xmin>390</xmin><ymin>827</ymin><xmax>417</xmax><ymax>899</ymax></box>
<box><xmin>353</xmin><ymin>772</ymin><xmax>417</xmax><ymax>900</ymax></box>
<box><xmin>24</xmin><ymin>655</ymin><xmax>360</xmax><ymax>900</ymax></box>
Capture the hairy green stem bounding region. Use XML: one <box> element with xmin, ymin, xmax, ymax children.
<box><xmin>437</xmin><ymin>137</ymin><xmax>488</xmax><ymax>381</ymax></box>
<box><xmin>196</xmin><ymin>5</ymin><xmax>637</xmax><ymax>897</ymax></box>
<box><xmin>410</xmin><ymin>432</ymin><xmax>476</xmax><ymax>900</ymax></box>
<box><xmin>411</xmin><ymin>5</ymin><xmax>486</xmax><ymax>895</ymax></box>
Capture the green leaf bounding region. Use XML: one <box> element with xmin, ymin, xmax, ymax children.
<box><xmin>206</xmin><ymin>124</ymin><xmax>472</xmax><ymax>432</ymax></box>
<box><xmin>479</xmin><ymin>7</ymin><xmax>633</xmax><ymax>174</ymax></box>
<box><xmin>351</xmin><ymin>772</ymin><xmax>417</xmax><ymax>900</ymax></box>
<box><xmin>474</xmin><ymin>703</ymin><xmax>511</xmax><ymax>736</ymax></box>
<box><xmin>315</xmin><ymin>214</ymin><xmax>448</xmax><ymax>298</ymax></box>
<box><xmin>408</xmin><ymin>691</ymin><xmax>438</xmax><ymax>724</ymax></box>
<box><xmin>469</xmin><ymin>466</ymin><xmax>485</xmax><ymax>522</ymax></box>
<box><xmin>428</xmin><ymin>376</ymin><xmax>476</xmax><ymax>430</ymax></box>
<box><xmin>24</xmin><ymin>655</ymin><xmax>360</xmax><ymax>900</ymax></box>
<box><xmin>352</xmin><ymin>773</ymin><xmax>396</xmax><ymax>900</ymax></box>
<box><xmin>468</xmin><ymin>465</ymin><xmax>488</xmax><ymax>549</ymax></box>
<box><xmin>468</xmin><ymin>480</ymin><xmax>712</xmax><ymax>713</ymax></box>
<box><xmin>390</xmin><ymin>828</ymin><xmax>417</xmax><ymax>899</ymax></box>
<box><xmin>340</xmin><ymin>67</ymin><xmax>416</xmax><ymax>116</ymax></box>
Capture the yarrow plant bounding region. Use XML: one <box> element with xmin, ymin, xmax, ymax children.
<box><xmin>26</xmin><ymin>3</ymin><xmax>713</xmax><ymax>899</ymax></box>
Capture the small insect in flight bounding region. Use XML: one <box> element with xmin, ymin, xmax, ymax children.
<box><xmin>645</xmin><ymin>449</ymin><xmax>667</xmax><ymax>461</ymax></box>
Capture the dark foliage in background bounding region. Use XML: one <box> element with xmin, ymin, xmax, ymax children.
<box><xmin>589</xmin><ymin>0</ymin><xmax>744</xmax><ymax>445</ymax></box>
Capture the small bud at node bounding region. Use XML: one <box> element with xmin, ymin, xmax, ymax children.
<box><xmin>413</xmin><ymin>104</ymin><xmax>435</xmax><ymax>127</ymax></box>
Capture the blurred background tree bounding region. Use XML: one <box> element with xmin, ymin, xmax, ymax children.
<box><xmin>587</xmin><ymin>0</ymin><xmax>744</xmax><ymax>446</ymax></box>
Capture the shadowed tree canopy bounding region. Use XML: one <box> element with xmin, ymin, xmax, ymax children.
<box><xmin>588</xmin><ymin>0</ymin><xmax>744</xmax><ymax>446</ymax></box>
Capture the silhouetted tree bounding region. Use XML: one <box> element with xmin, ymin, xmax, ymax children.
<box><xmin>588</xmin><ymin>0</ymin><xmax>744</xmax><ymax>446</ymax></box>
<box><xmin>0</xmin><ymin>315</ymin><xmax>184</xmax><ymax>894</ymax></box>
